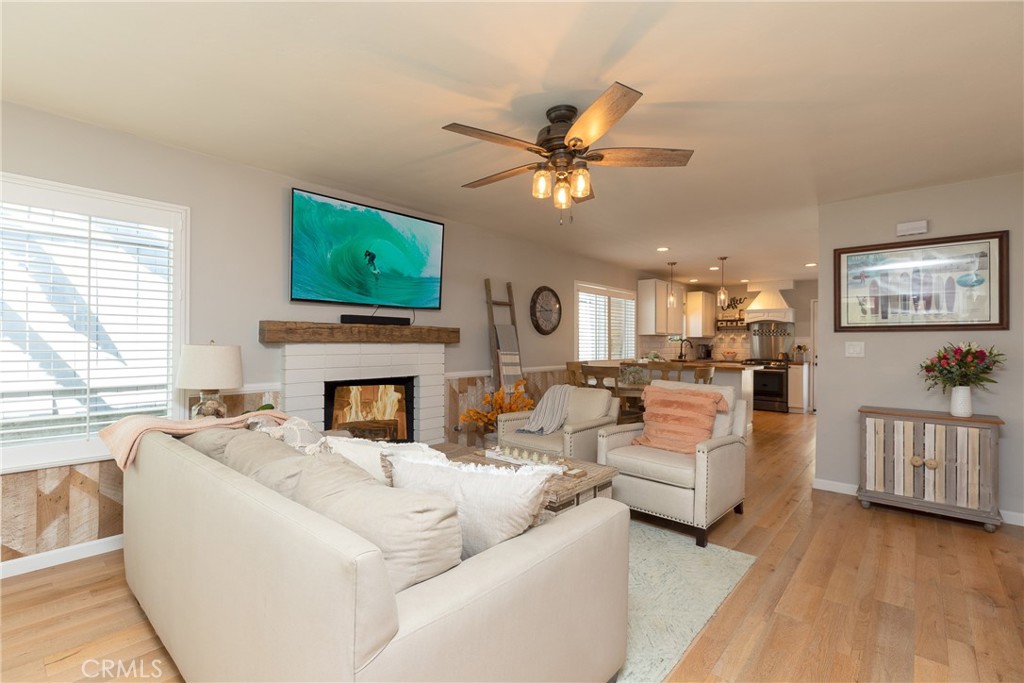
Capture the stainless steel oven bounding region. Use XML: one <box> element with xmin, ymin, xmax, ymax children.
<box><xmin>744</xmin><ymin>360</ymin><xmax>789</xmax><ymax>413</ymax></box>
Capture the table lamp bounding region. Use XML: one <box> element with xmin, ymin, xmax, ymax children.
<box><xmin>176</xmin><ymin>342</ymin><xmax>243</xmax><ymax>418</ymax></box>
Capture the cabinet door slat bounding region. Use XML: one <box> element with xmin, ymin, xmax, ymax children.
<box><xmin>934</xmin><ymin>424</ymin><xmax>946</xmax><ymax>504</ymax></box>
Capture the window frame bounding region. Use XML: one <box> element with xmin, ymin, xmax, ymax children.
<box><xmin>1</xmin><ymin>173</ymin><xmax>190</xmax><ymax>473</ymax></box>
<box><xmin>574</xmin><ymin>280</ymin><xmax>636</xmax><ymax>362</ymax></box>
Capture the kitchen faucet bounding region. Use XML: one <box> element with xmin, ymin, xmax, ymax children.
<box><xmin>678</xmin><ymin>338</ymin><xmax>693</xmax><ymax>361</ymax></box>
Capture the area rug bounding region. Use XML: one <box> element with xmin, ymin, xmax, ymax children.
<box><xmin>621</xmin><ymin>520</ymin><xmax>756</xmax><ymax>682</ymax></box>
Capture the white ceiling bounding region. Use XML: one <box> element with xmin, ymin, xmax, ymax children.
<box><xmin>3</xmin><ymin>2</ymin><xmax>1021</xmax><ymax>285</ymax></box>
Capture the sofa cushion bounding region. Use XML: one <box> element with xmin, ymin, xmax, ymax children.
<box><xmin>292</xmin><ymin>460</ymin><xmax>462</xmax><ymax>592</ymax></box>
<box><xmin>650</xmin><ymin>380</ymin><xmax>735</xmax><ymax>437</ymax></box>
<box><xmin>633</xmin><ymin>386</ymin><xmax>723</xmax><ymax>455</ymax></box>
<box><xmin>389</xmin><ymin>457</ymin><xmax>558</xmax><ymax>559</ymax></box>
<box><xmin>495</xmin><ymin>430</ymin><xmax>563</xmax><ymax>457</ymax></box>
<box><xmin>566</xmin><ymin>387</ymin><xmax>612</xmax><ymax>423</ymax></box>
<box><xmin>605</xmin><ymin>444</ymin><xmax>696</xmax><ymax>489</ymax></box>
<box><xmin>180</xmin><ymin>427</ymin><xmax>246</xmax><ymax>460</ymax></box>
<box><xmin>220</xmin><ymin>431</ymin><xmax>313</xmax><ymax>497</ymax></box>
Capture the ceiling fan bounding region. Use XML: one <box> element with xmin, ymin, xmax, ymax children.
<box><xmin>442</xmin><ymin>82</ymin><xmax>693</xmax><ymax>210</ymax></box>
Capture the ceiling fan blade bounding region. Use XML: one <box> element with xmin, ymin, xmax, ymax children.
<box><xmin>461</xmin><ymin>163</ymin><xmax>541</xmax><ymax>189</ymax></box>
<box><xmin>564</xmin><ymin>82</ymin><xmax>643</xmax><ymax>150</ymax></box>
<box><xmin>442</xmin><ymin>123</ymin><xmax>546</xmax><ymax>156</ymax></box>
<box><xmin>572</xmin><ymin>184</ymin><xmax>595</xmax><ymax>204</ymax></box>
<box><xmin>583</xmin><ymin>147</ymin><xmax>694</xmax><ymax>167</ymax></box>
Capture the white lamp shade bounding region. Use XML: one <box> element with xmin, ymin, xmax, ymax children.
<box><xmin>176</xmin><ymin>344</ymin><xmax>243</xmax><ymax>391</ymax></box>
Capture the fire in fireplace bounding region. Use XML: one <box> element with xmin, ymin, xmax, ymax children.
<box><xmin>324</xmin><ymin>377</ymin><xmax>415</xmax><ymax>442</ymax></box>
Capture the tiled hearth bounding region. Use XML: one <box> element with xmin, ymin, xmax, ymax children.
<box><xmin>280</xmin><ymin>343</ymin><xmax>445</xmax><ymax>443</ymax></box>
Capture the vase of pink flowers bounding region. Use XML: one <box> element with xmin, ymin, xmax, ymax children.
<box><xmin>919</xmin><ymin>342</ymin><xmax>1005</xmax><ymax>417</ymax></box>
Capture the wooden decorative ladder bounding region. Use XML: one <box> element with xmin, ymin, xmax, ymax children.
<box><xmin>484</xmin><ymin>279</ymin><xmax>523</xmax><ymax>391</ymax></box>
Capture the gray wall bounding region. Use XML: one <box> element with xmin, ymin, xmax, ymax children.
<box><xmin>816</xmin><ymin>173</ymin><xmax>1022</xmax><ymax>518</ymax></box>
<box><xmin>2</xmin><ymin>103</ymin><xmax>639</xmax><ymax>379</ymax></box>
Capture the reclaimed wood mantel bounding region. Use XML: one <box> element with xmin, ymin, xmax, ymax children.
<box><xmin>258</xmin><ymin>320</ymin><xmax>460</xmax><ymax>345</ymax></box>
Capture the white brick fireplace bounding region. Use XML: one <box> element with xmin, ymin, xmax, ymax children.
<box><xmin>279</xmin><ymin>342</ymin><xmax>446</xmax><ymax>443</ymax></box>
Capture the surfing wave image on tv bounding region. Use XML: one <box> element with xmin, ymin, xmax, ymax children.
<box><xmin>290</xmin><ymin>189</ymin><xmax>443</xmax><ymax>309</ymax></box>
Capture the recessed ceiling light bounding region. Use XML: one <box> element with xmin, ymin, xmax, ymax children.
<box><xmin>740</xmin><ymin>279</ymin><xmax>749</xmax><ymax>283</ymax></box>
<box><xmin>709</xmin><ymin>266</ymin><xmax>720</xmax><ymax>271</ymax></box>
<box><xmin>656</xmin><ymin>247</ymin><xmax>669</xmax><ymax>252</ymax></box>
<box><xmin>805</xmin><ymin>262</ymin><xmax>818</xmax><ymax>267</ymax></box>
<box><xmin>689</xmin><ymin>278</ymin><xmax>699</xmax><ymax>283</ymax></box>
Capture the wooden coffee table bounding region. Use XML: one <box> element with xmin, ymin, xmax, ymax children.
<box><xmin>435</xmin><ymin>443</ymin><xmax>618</xmax><ymax>514</ymax></box>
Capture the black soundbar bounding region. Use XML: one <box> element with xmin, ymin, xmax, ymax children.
<box><xmin>340</xmin><ymin>314</ymin><xmax>410</xmax><ymax>326</ymax></box>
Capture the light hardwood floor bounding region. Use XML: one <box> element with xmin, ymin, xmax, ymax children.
<box><xmin>2</xmin><ymin>412</ymin><xmax>1021</xmax><ymax>682</ymax></box>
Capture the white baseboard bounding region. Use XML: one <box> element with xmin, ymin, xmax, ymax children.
<box><xmin>812</xmin><ymin>478</ymin><xmax>859</xmax><ymax>496</ymax></box>
<box><xmin>1</xmin><ymin>534</ymin><xmax>124</xmax><ymax>579</ymax></box>
<box><xmin>812</xmin><ymin>479</ymin><xmax>1022</xmax><ymax>528</ymax></box>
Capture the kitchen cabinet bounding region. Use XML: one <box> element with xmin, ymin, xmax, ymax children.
<box><xmin>788</xmin><ymin>363</ymin><xmax>808</xmax><ymax>412</ymax></box>
<box><xmin>857</xmin><ymin>406</ymin><xmax>1003</xmax><ymax>531</ymax></box>
<box><xmin>686</xmin><ymin>291</ymin><xmax>717</xmax><ymax>338</ymax></box>
<box><xmin>637</xmin><ymin>279</ymin><xmax>684</xmax><ymax>335</ymax></box>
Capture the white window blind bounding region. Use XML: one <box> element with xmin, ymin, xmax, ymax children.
<box><xmin>1</xmin><ymin>175</ymin><xmax>187</xmax><ymax>452</ymax></box>
<box><xmin>576</xmin><ymin>283</ymin><xmax>636</xmax><ymax>361</ymax></box>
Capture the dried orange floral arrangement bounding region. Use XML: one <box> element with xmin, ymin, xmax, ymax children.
<box><xmin>459</xmin><ymin>379</ymin><xmax>534</xmax><ymax>433</ymax></box>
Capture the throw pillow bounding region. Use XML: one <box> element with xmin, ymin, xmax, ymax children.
<box><xmin>324</xmin><ymin>436</ymin><xmax>449</xmax><ymax>483</ymax></box>
<box><xmin>389</xmin><ymin>457</ymin><xmax>560</xmax><ymax>559</ymax></box>
<box><xmin>291</xmin><ymin>461</ymin><xmax>462</xmax><ymax>592</ymax></box>
<box><xmin>633</xmin><ymin>385</ymin><xmax>725</xmax><ymax>454</ymax></box>
<box><xmin>252</xmin><ymin>415</ymin><xmax>326</xmax><ymax>455</ymax></box>
<box><xmin>649</xmin><ymin>380</ymin><xmax>736</xmax><ymax>437</ymax></box>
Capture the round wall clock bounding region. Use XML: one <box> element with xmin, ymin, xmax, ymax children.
<box><xmin>529</xmin><ymin>286</ymin><xmax>562</xmax><ymax>335</ymax></box>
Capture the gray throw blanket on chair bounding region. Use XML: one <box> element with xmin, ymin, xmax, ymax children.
<box><xmin>517</xmin><ymin>384</ymin><xmax>573</xmax><ymax>435</ymax></box>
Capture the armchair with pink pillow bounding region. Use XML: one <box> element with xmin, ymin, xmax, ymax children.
<box><xmin>597</xmin><ymin>379</ymin><xmax>746</xmax><ymax>546</ymax></box>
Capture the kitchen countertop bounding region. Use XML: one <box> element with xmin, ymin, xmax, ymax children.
<box><xmin>625</xmin><ymin>360</ymin><xmax>760</xmax><ymax>370</ymax></box>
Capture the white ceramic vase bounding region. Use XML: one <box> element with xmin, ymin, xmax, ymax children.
<box><xmin>950</xmin><ymin>386</ymin><xmax>973</xmax><ymax>418</ymax></box>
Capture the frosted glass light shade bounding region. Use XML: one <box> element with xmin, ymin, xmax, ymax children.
<box><xmin>176</xmin><ymin>344</ymin><xmax>243</xmax><ymax>391</ymax></box>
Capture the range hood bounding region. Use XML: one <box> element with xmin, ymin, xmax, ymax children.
<box><xmin>745</xmin><ymin>281</ymin><xmax>795</xmax><ymax>322</ymax></box>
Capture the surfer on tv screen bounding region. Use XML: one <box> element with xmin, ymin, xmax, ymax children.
<box><xmin>364</xmin><ymin>249</ymin><xmax>380</xmax><ymax>276</ymax></box>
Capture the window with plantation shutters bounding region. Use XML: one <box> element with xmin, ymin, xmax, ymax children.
<box><xmin>1</xmin><ymin>174</ymin><xmax>188</xmax><ymax>461</ymax></box>
<box><xmin>576</xmin><ymin>282</ymin><xmax>636</xmax><ymax>361</ymax></box>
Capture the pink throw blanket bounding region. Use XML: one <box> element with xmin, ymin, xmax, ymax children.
<box><xmin>100</xmin><ymin>410</ymin><xmax>292</xmax><ymax>470</ymax></box>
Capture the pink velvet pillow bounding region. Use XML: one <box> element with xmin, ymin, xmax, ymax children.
<box><xmin>632</xmin><ymin>386</ymin><xmax>727</xmax><ymax>454</ymax></box>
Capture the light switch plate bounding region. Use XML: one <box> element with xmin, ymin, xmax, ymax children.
<box><xmin>845</xmin><ymin>341</ymin><xmax>865</xmax><ymax>357</ymax></box>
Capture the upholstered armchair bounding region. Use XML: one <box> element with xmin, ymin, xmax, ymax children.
<box><xmin>497</xmin><ymin>387</ymin><xmax>620</xmax><ymax>462</ymax></box>
<box><xmin>597</xmin><ymin>380</ymin><xmax>746</xmax><ymax>546</ymax></box>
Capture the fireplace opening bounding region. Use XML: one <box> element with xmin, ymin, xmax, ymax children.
<box><xmin>324</xmin><ymin>377</ymin><xmax>415</xmax><ymax>442</ymax></box>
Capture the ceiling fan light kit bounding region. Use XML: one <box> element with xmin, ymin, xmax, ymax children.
<box><xmin>553</xmin><ymin>177</ymin><xmax>572</xmax><ymax>210</ymax></box>
<box><xmin>570</xmin><ymin>163</ymin><xmax>591</xmax><ymax>199</ymax></box>
<box><xmin>443</xmin><ymin>82</ymin><xmax>693</xmax><ymax>215</ymax></box>
<box><xmin>531</xmin><ymin>165</ymin><xmax>552</xmax><ymax>199</ymax></box>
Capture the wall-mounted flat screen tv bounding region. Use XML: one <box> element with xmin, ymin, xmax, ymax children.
<box><xmin>291</xmin><ymin>189</ymin><xmax>443</xmax><ymax>309</ymax></box>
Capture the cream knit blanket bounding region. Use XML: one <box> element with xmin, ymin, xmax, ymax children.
<box><xmin>99</xmin><ymin>410</ymin><xmax>291</xmax><ymax>470</ymax></box>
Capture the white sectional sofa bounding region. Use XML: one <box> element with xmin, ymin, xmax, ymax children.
<box><xmin>123</xmin><ymin>430</ymin><xmax>630</xmax><ymax>682</ymax></box>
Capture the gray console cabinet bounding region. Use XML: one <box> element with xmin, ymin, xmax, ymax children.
<box><xmin>857</xmin><ymin>406</ymin><xmax>1003</xmax><ymax>531</ymax></box>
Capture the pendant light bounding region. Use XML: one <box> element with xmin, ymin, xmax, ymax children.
<box><xmin>531</xmin><ymin>164</ymin><xmax>552</xmax><ymax>199</ymax></box>
<box><xmin>717</xmin><ymin>256</ymin><xmax>729</xmax><ymax>309</ymax></box>
<box><xmin>667</xmin><ymin>261</ymin><xmax>677</xmax><ymax>308</ymax></box>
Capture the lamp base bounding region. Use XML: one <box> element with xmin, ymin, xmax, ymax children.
<box><xmin>192</xmin><ymin>390</ymin><xmax>227</xmax><ymax>419</ymax></box>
